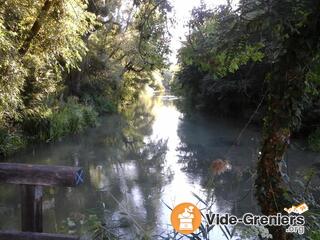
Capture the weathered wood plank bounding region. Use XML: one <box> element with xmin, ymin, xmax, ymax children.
<box><xmin>21</xmin><ymin>185</ymin><xmax>43</xmax><ymax>232</ymax></box>
<box><xmin>0</xmin><ymin>231</ymin><xmax>79</xmax><ymax>240</ymax></box>
<box><xmin>0</xmin><ymin>163</ymin><xmax>84</xmax><ymax>187</ymax></box>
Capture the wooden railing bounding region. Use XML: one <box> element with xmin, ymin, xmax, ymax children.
<box><xmin>0</xmin><ymin>163</ymin><xmax>84</xmax><ymax>240</ymax></box>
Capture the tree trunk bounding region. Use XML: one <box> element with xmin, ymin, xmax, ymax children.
<box><xmin>255</xmin><ymin>54</ymin><xmax>315</xmax><ymax>240</ymax></box>
<box><xmin>255</xmin><ymin>3</ymin><xmax>320</xmax><ymax>238</ymax></box>
<box><xmin>256</xmin><ymin>127</ymin><xmax>293</xmax><ymax>239</ymax></box>
<box><xmin>255</xmin><ymin>67</ymin><xmax>303</xmax><ymax>240</ymax></box>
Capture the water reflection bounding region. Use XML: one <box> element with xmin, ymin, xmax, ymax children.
<box><xmin>0</xmin><ymin>92</ymin><xmax>319</xmax><ymax>239</ymax></box>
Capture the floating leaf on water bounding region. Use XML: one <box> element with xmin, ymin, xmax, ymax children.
<box><xmin>211</xmin><ymin>159</ymin><xmax>232</xmax><ymax>176</ymax></box>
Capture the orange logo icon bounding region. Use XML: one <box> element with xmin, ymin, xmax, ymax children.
<box><xmin>170</xmin><ymin>202</ymin><xmax>202</xmax><ymax>234</ymax></box>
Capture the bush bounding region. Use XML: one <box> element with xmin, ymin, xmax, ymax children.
<box><xmin>308</xmin><ymin>128</ymin><xmax>320</xmax><ymax>152</ymax></box>
<box><xmin>2</xmin><ymin>98</ymin><xmax>99</xmax><ymax>156</ymax></box>
<box><xmin>22</xmin><ymin>98</ymin><xmax>99</xmax><ymax>142</ymax></box>
<box><xmin>48</xmin><ymin>99</ymin><xmax>98</xmax><ymax>140</ymax></box>
<box><xmin>0</xmin><ymin>129</ymin><xmax>26</xmax><ymax>156</ymax></box>
<box><xmin>82</xmin><ymin>105</ymin><xmax>99</xmax><ymax>126</ymax></box>
<box><xmin>91</xmin><ymin>95</ymin><xmax>117</xmax><ymax>114</ymax></box>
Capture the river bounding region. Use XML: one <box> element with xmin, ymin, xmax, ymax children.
<box><xmin>0</xmin><ymin>92</ymin><xmax>319</xmax><ymax>239</ymax></box>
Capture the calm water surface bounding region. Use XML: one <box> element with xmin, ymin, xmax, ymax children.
<box><xmin>0</xmin><ymin>93</ymin><xmax>319</xmax><ymax>239</ymax></box>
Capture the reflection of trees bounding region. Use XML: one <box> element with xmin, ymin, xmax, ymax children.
<box><xmin>51</xmin><ymin>96</ymin><xmax>172</xmax><ymax>236</ymax></box>
<box><xmin>1</xmin><ymin>95</ymin><xmax>172</xmax><ymax>237</ymax></box>
<box><xmin>177</xmin><ymin>115</ymin><xmax>259</xmax><ymax>216</ymax></box>
<box><xmin>213</xmin><ymin>171</ymin><xmax>258</xmax><ymax>215</ymax></box>
<box><xmin>177</xmin><ymin>142</ymin><xmax>212</xmax><ymax>175</ymax></box>
<box><xmin>177</xmin><ymin>117</ymin><xmax>223</xmax><ymax>180</ymax></box>
<box><xmin>0</xmin><ymin>185</ymin><xmax>20</xmax><ymax>230</ymax></box>
<box><xmin>133</xmin><ymin>139</ymin><xmax>169</xmax><ymax>227</ymax></box>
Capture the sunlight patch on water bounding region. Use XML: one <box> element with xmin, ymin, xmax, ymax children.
<box><xmin>148</xmin><ymin>95</ymin><xmax>223</xmax><ymax>236</ymax></box>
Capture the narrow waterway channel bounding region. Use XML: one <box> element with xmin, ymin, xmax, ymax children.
<box><xmin>0</xmin><ymin>93</ymin><xmax>319</xmax><ymax>239</ymax></box>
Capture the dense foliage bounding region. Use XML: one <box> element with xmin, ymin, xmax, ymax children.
<box><xmin>174</xmin><ymin>1</ymin><xmax>320</xmax><ymax>239</ymax></box>
<box><xmin>0</xmin><ymin>0</ymin><xmax>171</xmax><ymax>156</ymax></box>
<box><xmin>173</xmin><ymin>2</ymin><xmax>320</xmax><ymax>133</ymax></box>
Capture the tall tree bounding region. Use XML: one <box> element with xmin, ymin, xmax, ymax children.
<box><xmin>18</xmin><ymin>0</ymin><xmax>53</xmax><ymax>56</ymax></box>
<box><xmin>252</xmin><ymin>1</ymin><xmax>320</xmax><ymax>238</ymax></box>
<box><xmin>0</xmin><ymin>0</ymin><xmax>95</xmax><ymax>116</ymax></box>
<box><xmin>176</xmin><ymin>1</ymin><xmax>320</xmax><ymax>238</ymax></box>
<box><xmin>69</xmin><ymin>0</ymin><xmax>172</xmax><ymax>106</ymax></box>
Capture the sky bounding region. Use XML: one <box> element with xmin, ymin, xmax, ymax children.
<box><xmin>168</xmin><ymin>0</ymin><xmax>238</xmax><ymax>64</ymax></box>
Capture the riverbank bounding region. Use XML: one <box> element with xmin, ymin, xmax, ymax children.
<box><xmin>0</xmin><ymin>97</ymin><xmax>114</xmax><ymax>158</ymax></box>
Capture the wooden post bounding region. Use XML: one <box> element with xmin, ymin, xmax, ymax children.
<box><xmin>21</xmin><ymin>185</ymin><xmax>43</xmax><ymax>232</ymax></box>
<box><xmin>0</xmin><ymin>163</ymin><xmax>84</xmax><ymax>239</ymax></box>
<box><xmin>0</xmin><ymin>163</ymin><xmax>84</xmax><ymax>187</ymax></box>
